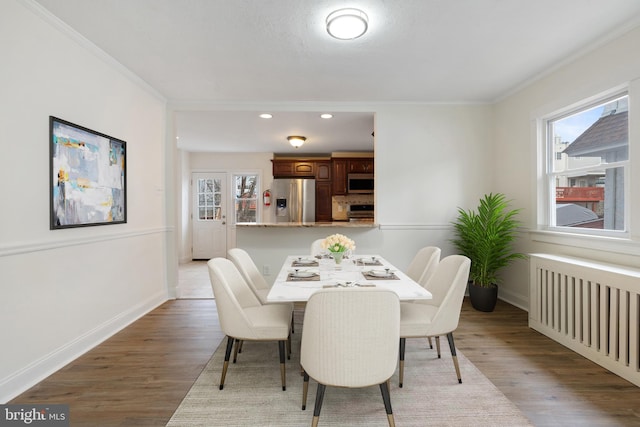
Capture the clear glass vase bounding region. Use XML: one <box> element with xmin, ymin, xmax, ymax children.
<box><xmin>332</xmin><ymin>251</ymin><xmax>345</xmax><ymax>265</ymax></box>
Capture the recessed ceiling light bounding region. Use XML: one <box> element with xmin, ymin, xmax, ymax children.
<box><xmin>259</xmin><ymin>113</ymin><xmax>273</xmax><ymax>119</ymax></box>
<box><xmin>320</xmin><ymin>113</ymin><xmax>333</xmax><ymax>119</ymax></box>
<box><xmin>326</xmin><ymin>8</ymin><xmax>368</xmax><ymax>40</ymax></box>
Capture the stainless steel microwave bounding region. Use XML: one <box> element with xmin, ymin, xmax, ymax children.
<box><xmin>347</xmin><ymin>173</ymin><xmax>374</xmax><ymax>194</ymax></box>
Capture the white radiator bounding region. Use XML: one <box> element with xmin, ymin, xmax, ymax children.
<box><xmin>529</xmin><ymin>253</ymin><xmax>640</xmax><ymax>387</ymax></box>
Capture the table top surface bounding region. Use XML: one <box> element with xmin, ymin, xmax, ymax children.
<box><xmin>267</xmin><ymin>254</ymin><xmax>432</xmax><ymax>303</ymax></box>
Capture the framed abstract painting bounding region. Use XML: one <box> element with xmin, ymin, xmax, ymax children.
<box><xmin>49</xmin><ymin>116</ymin><xmax>127</xmax><ymax>229</ymax></box>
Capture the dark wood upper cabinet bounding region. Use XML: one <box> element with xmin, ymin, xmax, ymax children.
<box><xmin>348</xmin><ymin>158</ymin><xmax>374</xmax><ymax>173</ymax></box>
<box><xmin>315</xmin><ymin>161</ymin><xmax>331</xmax><ymax>181</ymax></box>
<box><xmin>272</xmin><ymin>159</ymin><xmax>315</xmax><ymax>177</ymax></box>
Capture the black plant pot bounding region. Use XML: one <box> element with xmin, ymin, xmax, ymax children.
<box><xmin>468</xmin><ymin>282</ymin><xmax>498</xmax><ymax>312</ymax></box>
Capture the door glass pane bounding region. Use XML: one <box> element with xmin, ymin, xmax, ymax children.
<box><xmin>197</xmin><ymin>178</ymin><xmax>222</xmax><ymax>221</ymax></box>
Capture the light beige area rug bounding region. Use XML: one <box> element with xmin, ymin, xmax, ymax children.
<box><xmin>167</xmin><ymin>325</ymin><xmax>533</xmax><ymax>426</ymax></box>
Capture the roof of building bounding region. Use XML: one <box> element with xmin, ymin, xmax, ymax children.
<box><xmin>563</xmin><ymin>111</ymin><xmax>628</xmax><ymax>157</ymax></box>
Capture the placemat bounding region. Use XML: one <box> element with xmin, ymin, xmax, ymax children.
<box><xmin>286</xmin><ymin>272</ymin><xmax>320</xmax><ymax>282</ymax></box>
<box><xmin>361</xmin><ymin>271</ymin><xmax>400</xmax><ymax>280</ymax></box>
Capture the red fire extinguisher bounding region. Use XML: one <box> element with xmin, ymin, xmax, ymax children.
<box><xmin>263</xmin><ymin>189</ymin><xmax>271</xmax><ymax>206</ymax></box>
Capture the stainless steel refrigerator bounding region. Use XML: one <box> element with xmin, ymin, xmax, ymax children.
<box><xmin>273</xmin><ymin>178</ymin><xmax>316</xmax><ymax>223</ymax></box>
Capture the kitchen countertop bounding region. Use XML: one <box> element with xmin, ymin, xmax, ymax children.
<box><xmin>236</xmin><ymin>221</ymin><xmax>377</xmax><ymax>228</ymax></box>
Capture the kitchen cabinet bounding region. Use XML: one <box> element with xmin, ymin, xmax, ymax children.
<box><xmin>315</xmin><ymin>161</ymin><xmax>331</xmax><ymax>181</ymax></box>
<box><xmin>348</xmin><ymin>158</ymin><xmax>374</xmax><ymax>173</ymax></box>
<box><xmin>315</xmin><ymin>181</ymin><xmax>333</xmax><ymax>222</ymax></box>
<box><xmin>272</xmin><ymin>160</ymin><xmax>315</xmax><ymax>177</ymax></box>
<box><xmin>332</xmin><ymin>159</ymin><xmax>348</xmax><ymax>195</ymax></box>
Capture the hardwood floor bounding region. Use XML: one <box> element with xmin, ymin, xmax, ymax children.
<box><xmin>10</xmin><ymin>298</ymin><xmax>640</xmax><ymax>426</ymax></box>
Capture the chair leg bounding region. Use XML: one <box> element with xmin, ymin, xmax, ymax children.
<box><xmin>312</xmin><ymin>383</ymin><xmax>326</xmax><ymax>427</ymax></box>
<box><xmin>233</xmin><ymin>339</ymin><xmax>242</xmax><ymax>363</ymax></box>
<box><xmin>379</xmin><ymin>381</ymin><xmax>396</xmax><ymax>427</ymax></box>
<box><xmin>291</xmin><ymin>312</ymin><xmax>295</xmax><ymax>334</ymax></box>
<box><xmin>446</xmin><ymin>332</ymin><xmax>462</xmax><ymax>384</ymax></box>
<box><xmin>302</xmin><ymin>371</ymin><xmax>309</xmax><ymax>410</ymax></box>
<box><xmin>427</xmin><ymin>336</ymin><xmax>433</xmax><ymax>349</ymax></box>
<box><xmin>279</xmin><ymin>340</ymin><xmax>287</xmax><ymax>391</ymax></box>
<box><xmin>398</xmin><ymin>338</ymin><xmax>406</xmax><ymax>388</ymax></box>
<box><xmin>220</xmin><ymin>336</ymin><xmax>234</xmax><ymax>390</ymax></box>
<box><xmin>287</xmin><ymin>332</ymin><xmax>291</xmax><ymax>360</ymax></box>
<box><xmin>435</xmin><ymin>336</ymin><xmax>441</xmax><ymax>358</ymax></box>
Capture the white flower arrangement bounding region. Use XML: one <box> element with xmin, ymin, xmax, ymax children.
<box><xmin>321</xmin><ymin>233</ymin><xmax>356</xmax><ymax>253</ymax></box>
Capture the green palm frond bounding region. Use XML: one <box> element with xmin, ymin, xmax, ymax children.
<box><xmin>451</xmin><ymin>193</ymin><xmax>525</xmax><ymax>287</ymax></box>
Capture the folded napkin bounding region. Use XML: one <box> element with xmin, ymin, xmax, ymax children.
<box><xmin>287</xmin><ymin>272</ymin><xmax>320</xmax><ymax>282</ymax></box>
<box><xmin>361</xmin><ymin>271</ymin><xmax>400</xmax><ymax>280</ymax></box>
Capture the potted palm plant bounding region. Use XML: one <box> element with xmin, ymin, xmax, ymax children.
<box><xmin>451</xmin><ymin>193</ymin><xmax>525</xmax><ymax>312</ymax></box>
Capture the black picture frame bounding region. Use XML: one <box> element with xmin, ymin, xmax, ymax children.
<box><xmin>49</xmin><ymin>116</ymin><xmax>127</xmax><ymax>229</ymax></box>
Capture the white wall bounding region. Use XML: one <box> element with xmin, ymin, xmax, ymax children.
<box><xmin>235</xmin><ymin>104</ymin><xmax>494</xmax><ymax>284</ymax></box>
<box><xmin>0</xmin><ymin>0</ymin><xmax>168</xmax><ymax>402</ymax></box>
<box><xmin>494</xmin><ymin>25</ymin><xmax>640</xmax><ymax>307</ymax></box>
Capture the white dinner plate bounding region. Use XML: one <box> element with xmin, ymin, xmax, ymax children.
<box><xmin>367</xmin><ymin>270</ymin><xmax>392</xmax><ymax>278</ymax></box>
<box><xmin>294</xmin><ymin>258</ymin><xmax>316</xmax><ymax>265</ymax></box>
<box><xmin>292</xmin><ymin>271</ymin><xmax>316</xmax><ymax>278</ymax></box>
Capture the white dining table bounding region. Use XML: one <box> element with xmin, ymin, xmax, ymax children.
<box><xmin>267</xmin><ymin>254</ymin><xmax>432</xmax><ymax>303</ymax></box>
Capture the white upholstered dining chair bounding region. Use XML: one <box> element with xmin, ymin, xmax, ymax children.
<box><xmin>310</xmin><ymin>238</ymin><xmax>324</xmax><ymax>257</ymax></box>
<box><xmin>398</xmin><ymin>254</ymin><xmax>471</xmax><ymax>387</ymax></box>
<box><xmin>405</xmin><ymin>246</ymin><xmax>441</xmax><ymax>349</ymax></box>
<box><xmin>405</xmin><ymin>246</ymin><xmax>441</xmax><ymax>286</ymax></box>
<box><xmin>228</xmin><ymin>248</ymin><xmax>295</xmax><ymax>339</ymax></box>
<box><xmin>207</xmin><ymin>257</ymin><xmax>292</xmax><ymax>391</ymax></box>
<box><xmin>227</xmin><ymin>248</ymin><xmax>271</xmax><ymax>304</ymax></box>
<box><xmin>301</xmin><ymin>287</ymin><xmax>401</xmax><ymax>427</ymax></box>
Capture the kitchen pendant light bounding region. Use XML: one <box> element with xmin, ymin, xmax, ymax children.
<box><xmin>326</xmin><ymin>8</ymin><xmax>368</xmax><ymax>40</ymax></box>
<box><xmin>287</xmin><ymin>135</ymin><xmax>306</xmax><ymax>148</ymax></box>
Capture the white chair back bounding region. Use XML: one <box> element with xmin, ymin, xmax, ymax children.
<box><xmin>207</xmin><ymin>257</ymin><xmax>262</xmax><ymax>339</ymax></box>
<box><xmin>406</xmin><ymin>246</ymin><xmax>441</xmax><ymax>285</ymax></box>
<box><xmin>228</xmin><ymin>248</ymin><xmax>270</xmax><ymax>302</ymax></box>
<box><xmin>310</xmin><ymin>238</ymin><xmax>324</xmax><ymax>256</ymax></box>
<box><xmin>301</xmin><ymin>288</ymin><xmax>400</xmax><ymax>387</ymax></box>
<box><xmin>426</xmin><ymin>255</ymin><xmax>471</xmax><ymax>334</ymax></box>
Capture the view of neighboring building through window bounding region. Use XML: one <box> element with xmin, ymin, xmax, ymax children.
<box><xmin>546</xmin><ymin>94</ymin><xmax>628</xmax><ymax>232</ymax></box>
<box><xmin>234</xmin><ymin>174</ymin><xmax>258</xmax><ymax>223</ymax></box>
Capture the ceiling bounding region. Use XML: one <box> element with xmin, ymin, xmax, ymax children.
<box><xmin>33</xmin><ymin>0</ymin><xmax>640</xmax><ymax>153</ymax></box>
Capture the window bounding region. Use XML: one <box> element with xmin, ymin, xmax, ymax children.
<box><xmin>233</xmin><ymin>174</ymin><xmax>259</xmax><ymax>223</ymax></box>
<box><xmin>544</xmin><ymin>93</ymin><xmax>628</xmax><ymax>234</ymax></box>
<box><xmin>196</xmin><ymin>178</ymin><xmax>221</xmax><ymax>220</ymax></box>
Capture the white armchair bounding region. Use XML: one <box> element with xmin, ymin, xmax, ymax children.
<box><xmin>398</xmin><ymin>255</ymin><xmax>471</xmax><ymax>387</ymax></box>
<box><xmin>207</xmin><ymin>257</ymin><xmax>292</xmax><ymax>391</ymax></box>
<box><xmin>301</xmin><ymin>287</ymin><xmax>400</xmax><ymax>427</ymax></box>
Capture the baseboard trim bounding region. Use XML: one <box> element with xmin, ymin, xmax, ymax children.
<box><xmin>0</xmin><ymin>291</ymin><xmax>168</xmax><ymax>403</ymax></box>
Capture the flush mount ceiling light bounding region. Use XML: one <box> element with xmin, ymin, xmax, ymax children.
<box><xmin>320</xmin><ymin>113</ymin><xmax>333</xmax><ymax>119</ymax></box>
<box><xmin>287</xmin><ymin>135</ymin><xmax>306</xmax><ymax>148</ymax></box>
<box><xmin>259</xmin><ymin>113</ymin><xmax>273</xmax><ymax>119</ymax></box>
<box><xmin>326</xmin><ymin>8</ymin><xmax>368</xmax><ymax>40</ymax></box>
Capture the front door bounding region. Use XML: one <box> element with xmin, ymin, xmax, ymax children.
<box><xmin>192</xmin><ymin>172</ymin><xmax>227</xmax><ymax>260</ymax></box>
